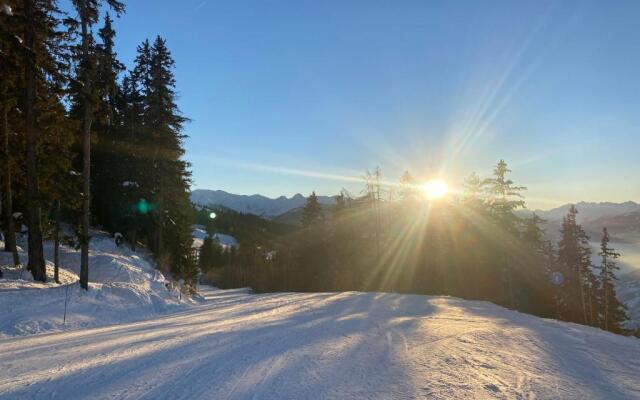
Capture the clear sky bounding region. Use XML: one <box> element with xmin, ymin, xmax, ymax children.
<box><xmin>85</xmin><ymin>0</ymin><xmax>639</xmax><ymax>209</ymax></box>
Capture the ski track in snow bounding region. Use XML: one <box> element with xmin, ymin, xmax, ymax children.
<box><xmin>1</xmin><ymin>287</ymin><xmax>639</xmax><ymax>400</ymax></box>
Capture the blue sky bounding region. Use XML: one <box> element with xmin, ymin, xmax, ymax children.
<box><xmin>81</xmin><ymin>0</ymin><xmax>639</xmax><ymax>209</ymax></box>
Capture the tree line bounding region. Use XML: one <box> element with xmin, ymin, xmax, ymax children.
<box><xmin>201</xmin><ymin>160</ymin><xmax>632</xmax><ymax>336</ymax></box>
<box><xmin>0</xmin><ymin>1</ymin><xmax>196</xmax><ymax>290</ymax></box>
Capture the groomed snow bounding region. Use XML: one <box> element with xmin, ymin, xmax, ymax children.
<box><xmin>1</xmin><ymin>287</ymin><xmax>639</xmax><ymax>399</ymax></box>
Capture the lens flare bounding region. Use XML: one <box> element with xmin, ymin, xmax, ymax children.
<box><xmin>422</xmin><ymin>179</ymin><xmax>448</xmax><ymax>199</ymax></box>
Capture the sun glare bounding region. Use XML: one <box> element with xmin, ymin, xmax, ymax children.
<box><xmin>422</xmin><ymin>179</ymin><xmax>448</xmax><ymax>199</ymax></box>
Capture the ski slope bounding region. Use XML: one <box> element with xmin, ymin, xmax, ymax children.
<box><xmin>1</xmin><ymin>287</ymin><xmax>639</xmax><ymax>399</ymax></box>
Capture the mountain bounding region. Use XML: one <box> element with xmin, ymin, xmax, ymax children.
<box><xmin>583</xmin><ymin>211</ymin><xmax>640</xmax><ymax>243</ymax></box>
<box><xmin>522</xmin><ymin>202</ymin><xmax>640</xmax><ymax>244</ymax></box>
<box><xmin>532</xmin><ymin>201</ymin><xmax>640</xmax><ymax>224</ymax></box>
<box><xmin>191</xmin><ymin>189</ymin><xmax>336</xmax><ymax>218</ymax></box>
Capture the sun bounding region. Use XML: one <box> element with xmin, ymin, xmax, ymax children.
<box><xmin>421</xmin><ymin>179</ymin><xmax>448</xmax><ymax>199</ymax></box>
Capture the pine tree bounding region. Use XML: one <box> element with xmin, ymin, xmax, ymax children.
<box><xmin>0</xmin><ymin>2</ymin><xmax>21</xmax><ymax>269</ymax></box>
<box><xmin>522</xmin><ymin>213</ymin><xmax>545</xmax><ymax>249</ymax></box>
<box><xmin>557</xmin><ymin>205</ymin><xmax>597</xmax><ymax>325</ymax></box>
<box><xmin>20</xmin><ymin>0</ymin><xmax>73</xmax><ymax>281</ymax></box>
<box><xmin>3</xmin><ymin>0</ymin><xmax>76</xmax><ymax>282</ymax></box>
<box><xmin>484</xmin><ymin>160</ymin><xmax>526</xmax><ymax>233</ymax></box>
<box><xmin>71</xmin><ymin>0</ymin><xmax>124</xmax><ymax>290</ymax></box>
<box><xmin>133</xmin><ymin>36</ymin><xmax>194</xmax><ymax>287</ymax></box>
<box><xmin>483</xmin><ymin>160</ymin><xmax>526</xmax><ymax>308</ymax></box>
<box><xmin>22</xmin><ymin>0</ymin><xmax>48</xmax><ymax>281</ymax></box>
<box><xmin>301</xmin><ymin>192</ymin><xmax>322</xmax><ymax>227</ymax></box>
<box><xmin>92</xmin><ymin>12</ymin><xmax>125</xmax><ymax>230</ymax></box>
<box><xmin>597</xmin><ymin>227</ymin><xmax>628</xmax><ymax>332</ymax></box>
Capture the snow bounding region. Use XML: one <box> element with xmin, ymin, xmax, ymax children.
<box><xmin>192</xmin><ymin>225</ymin><xmax>238</xmax><ymax>249</ymax></box>
<box><xmin>1</xmin><ymin>287</ymin><xmax>639</xmax><ymax>399</ymax></box>
<box><xmin>0</xmin><ymin>231</ymin><xmax>192</xmax><ymax>338</ymax></box>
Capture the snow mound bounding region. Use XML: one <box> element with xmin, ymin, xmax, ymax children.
<box><xmin>0</xmin><ymin>232</ymin><xmax>192</xmax><ymax>338</ymax></box>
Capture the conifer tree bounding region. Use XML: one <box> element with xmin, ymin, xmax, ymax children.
<box><xmin>522</xmin><ymin>213</ymin><xmax>545</xmax><ymax>249</ymax></box>
<box><xmin>132</xmin><ymin>36</ymin><xmax>195</xmax><ymax>286</ymax></box>
<box><xmin>71</xmin><ymin>0</ymin><xmax>124</xmax><ymax>290</ymax></box>
<box><xmin>301</xmin><ymin>192</ymin><xmax>322</xmax><ymax>227</ymax></box>
<box><xmin>22</xmin><ymin>0</ymin><xmax>48</xmax><ymax>281</ymax></box>
<box><xmin>20</xmin><ymin>0</ymin><xmax>72</xmax><ymax>281</ymax></box>
<box><xmin>0</xmin><ymin>1</ymin><xmax>20</xmax><ymax>269</ymax></box>
<box><xmin>597</xmin><ymin>227</ymin><xmax>628</xmax><ymax>332</ymax></box>
<box><xmin>557</xmin><ymin>206</ymin><xmax>597</xmax><ymax>325</ymax></box>
<box><xmin>483</xmin><ymin>160</ymin><xmax>526</xmax><ymax>308</ymax></box>
<box><xmin>92</xmin><ymin>12</ymin><xmax>125</xmax><ymax>229</ymax></box>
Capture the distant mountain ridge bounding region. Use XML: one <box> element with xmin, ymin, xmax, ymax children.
<box><xmin>525</xmin><ymin>202</ymin><xmax>640</xmax><ymax>243</ymax></box>
<box><xmin>532</xmin><ymin>201</ymin><xmax>640</xmax><ymax>224</ymax></box>
<box><xmin>191</xmin><ymin>189</ymin><xmax>336</xmax><ymax>218</ymax></box>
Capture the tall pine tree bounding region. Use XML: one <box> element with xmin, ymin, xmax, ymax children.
<box><xmin>597</xmin><ymin>227</ymin><xmax>628</xmax><ymax>333</ymax></box>
<box><xmin>70</xmin><ymin>0</ymin><xmax>124</xmax><ymax>289</ymax></box>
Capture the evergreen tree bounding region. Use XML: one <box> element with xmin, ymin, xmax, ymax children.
<box><xmin>484</xmin><ymin>160</ymin><xmax>526</xmax><ymax>233</ymax></box>
<box><xmin>92</xmin><ymin>12</ymin><xmax>125</xmax><ymax>230</ymax></box>
<box><xmin>557</xmin><ymin>206</ymin><xmax>597</xmax><ymax>325</ymax></box>
<box><xmin>597</xmin><ymin>227</ymin><xmax>628</xmax><ymax>332</ymax></box>
<box><xmin>70</xmin><ymin>0</ymin><xmax>124</xmax><ymax>289</ymax></box>
<box><xmin>16</xmin><ymin>0</ymin><xmax>72</xmax><ymax>281</ymax></box>
<box><xmin>131</xmin><ymin>36</ymin><xmax>194</xmax><ymax>287</ymax></box>
<box><xmin>483</xmin><ymin>160</ymin><xmax>526</xmax><ymax>308</ymax></box>
<box><xmin>0</xmin><ymin>1</ymin><xmax>21</xmax><ymax>269</ymax></box>
<box><xmin>522</xmin><ymin>213</ymin><xmax>545</xmax><ymax>249</ymax></box>
<box><xmin>22</xmin><ymin>0</ymin><xmax>47</xmax><ymax>281</ymax></box>
<box><xmin>301</xmin><ymin>192</ymin><xmax>322</xmax><ymax>227</ymax></box>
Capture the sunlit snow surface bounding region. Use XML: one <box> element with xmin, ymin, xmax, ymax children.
<box><xmin>1</xmin><ymin>287</ymin><xmax>639</xmax><ymax>399</ymax></box>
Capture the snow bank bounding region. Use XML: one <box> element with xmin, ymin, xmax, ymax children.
<box><xmin>0</xmin><ymin>232</ymin><xmax>192</xmax><ymax>337</ymax></box>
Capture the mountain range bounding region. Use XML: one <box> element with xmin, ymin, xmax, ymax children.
<box><xmin>522</xmin><ymin>202</ymin><xmax>640</xmax><ymax>244</ymax></box>
<box><xmin>191</xmin><ymin>189</ymin><xmax>336</xmax><ymax>218</ymax></box>
<box><xmin>532</xmin><ymin>201</ymin><xmax>640</xmax><ymax>224</ymax></box>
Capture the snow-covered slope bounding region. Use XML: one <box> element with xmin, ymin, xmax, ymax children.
<box><xmin>1</xmin><ymin>287</ymin><xmax>638</xmax><ymax>399</ymax></box>
<box><xmin>0</xmin><ymin>232</ymin><xmax>192</xmax><ymax>338</ymax></box>
<box><xmin>192</xmin><ymin>225</ymin><xmax>238</xmax><ymax>249</ymax></box>
<box><xmin>191</xmin><ymin>189</ymin><xmax>335</xmax><ymax>218</ymax></box>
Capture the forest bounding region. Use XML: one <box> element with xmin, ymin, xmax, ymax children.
<box><xmin>199</xmin><ymin>162</ymin><xmax>634</xmax><ymax>336</ymax></box>
<box><xmin>0</xmin><ymin>1</ymin><xmax>196</xmax><ymax>289</ymax></box>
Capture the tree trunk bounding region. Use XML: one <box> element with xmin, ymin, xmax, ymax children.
<box><xmin>1</xmin><ymin>78</ymin><xmax>20</xmax><ymax>267</ymax></box>
<box><xmin>79</xmin><ymin>2</ymin><xmax>92</xmax><ymax>290</ymax></box>
<box><xmin>578</xmin><ymin>268</ymin><xmax>587</xmax><ymax>325</ymax></box>
<box><xmin>24</xmin><ymin>0</ymin><xmax>46</xmax><ymax>282</ymax></box>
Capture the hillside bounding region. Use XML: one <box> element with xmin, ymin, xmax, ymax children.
<box><xmin>191</xmin><ymin>189</ymin><xmax>335</xmax><ymax>218</ymax></box>
<box><xmin>272</xmin><ymin>203</ymin><xmax>334</xmax><ymax>226</ymax></box>
<box><xmin>0</xmin><ymin>231</ymin><xmax>193</xmax><ymax>338</ymax></box>
<box><xmin>193</xmin><ymin>206</ymin><xmax>296</xmax><ymax>246</ymax></box>
<box><xmin>1</xmin><ymin>287</ymin><xmax>639</xmax><ymax>399</ymax></box>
